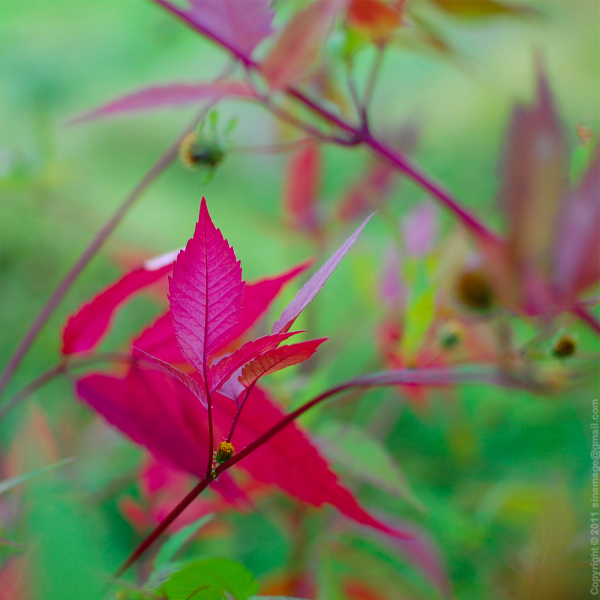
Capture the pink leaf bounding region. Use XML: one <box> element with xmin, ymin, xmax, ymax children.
<box><xmin>272</xmin><ymin>214</ymin><xmax>374</xmax><ymax>333</ymax></box>
<box><xmin>132</xmin><ymin>311</ymin><xmax>187</xmax><ymax>365</ymax></box>
<box><xmin>132</xmin><ymin>260</ymin><xmax>312</xmax><ymax>365</ymax></box>
<box><xmin>285</xmin><ymin>141</ymin><xmax>321</xmax><ymax>235</ymax></box>
<box><xmin>262</xmin><ymin>0</ymin><xmax>340</xmax><ymax>90</ymax></box>
<box><xmin>77</xmin><ymin>367</ymin><xmax>410</xmax><ymax>539</ymax></box>
<box><xmin>183</xmin><ymin>0</ymin><xmax>275</xmax><ymax>56</ymax></box>
<box><xmin>70</xmin><ymin>81</ymin><xmax>255</xmax><ymax>125</ymax></box>
<box><xmin>135</xmin><ymin>348</ymin><xmax>207</xmax><ymax>408</ymax></box>
<box><xmin>169</xmin><ymin>197</ymin><xmax>245</xmax><ymax>375</ymax></box>
<box><xmin>62</xmin><ymin>254</ymin><xmax>174</xmax><ymax>356</ymax></box>
<box><xmin>402</xmin><ymin>201</ymin><xmax>439</xmax><ymax>256</ymax></box>
<box><xmin>553</xmin><ymin>153</ymin><xmax>600</xmax><ymax>302</ymax></box>
<box><xmin>209</xmin><ymin>332</ymin><xmax>299</xmax><ymax>392</ymax></box>
<box><xmin>500</xmin><ymin>67</ymin><xmax>567</xmax><ymax>281</ymax></box>
<box><xmin>218</xmin><ymin>260</ymin><xmax>314</xmax><ymax>350</ymax></box>
<box><xmin>238</xmin><ymin>339</ymin><xmax>327</xmax><ymax>388</ymax></box>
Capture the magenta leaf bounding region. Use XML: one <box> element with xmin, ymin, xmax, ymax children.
<box><xmin>217</xmin><ymin>259</ymin><xmax>313</xmax><ymax>350</ymax></box>
<box><xmin>238</xmin><ymin>339</ymin><xmax>327</xmax><ymax>388</ymax></box>
<box><xmin>553</xmin><ymin>153</ymin><xmax>600</xmax><ymax>302</ymax></box>
<box><xmin>132</xmin><ymin>261</ymin><xmax>311</xmax><ymax>365</ymax></box>
<box><xmin>132</xmin><ymin>311</ymin><xmax>187</xmax><ymax>365</ymax></box>
<box><xmin>135</xmin><ymin>348</ymin><xmax>207</xmax><ymax>408</ymax></box>
<box><xmin>183</xmin><ymin>0</ymin><xmax>274</xmax><ymax>56</ymax></box>
<box><xmin>272</xmin><ymin>214</ymin><xmax>374</xmax><ymax>333</ymax></box>
<box><xmin>169</xmin><ymin>197</ymin><xmax>245</xmax><ymax>376</ymax></box>
<box><xmin>209</xmin><ymin>332</ymin><xmax>299</xmax><ymax>393</ymax></box>
<box><xmin>70</xmin><ymin>81</ymin><xmax>255</xmax><ymax>125</ymax></box>
<box><xmin>77</xmin><ymin>367</ymin><xmax>410</xmax><ymax>539</ymax></box>
<box><xmin>62</xmin><ymin>254</ymin><xmax>175</xmax><ymax>356</ymax></box>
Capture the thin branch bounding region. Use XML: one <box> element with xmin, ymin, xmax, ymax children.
<box><xmin>226</xmin><ymin>382</ymin><xmax>256</xmax><ymax>444</ymax></box>
<box><xmin>574</xmin><ymin>303</ymin><xmax>600</xmax><ymax>334</ymax></box>
<box><xmin>363</xmin><ymin>42</ymin><xmax>386</xmax><ymax>120</ymax></box>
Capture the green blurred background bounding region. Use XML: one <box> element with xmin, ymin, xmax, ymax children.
<box><xmin>1</xmin><ymin>1</ymin><xmax>599</xmax><ymax>599</ymax></box>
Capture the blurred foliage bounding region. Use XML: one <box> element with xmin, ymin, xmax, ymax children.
<box><xmin>0</xmin><ymin>1</ymin><xmax>599</xmax><ymax>599</ymax></box>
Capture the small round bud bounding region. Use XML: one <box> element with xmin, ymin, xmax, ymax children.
<box><xmin>552</xmin><ymin>333</ymin><xmax>577</xmax><ymax>359</ymax></box>
<box><xmin>456</xmin><ymin>268</ymin><xmax>495</xmax><ymax>312</ymax></box>
<box><xmin>179</xmin><ymin>133</ymin><xmax>225</xmax><ymax>168</ymax></box>
<box><xmin>215</xmin><ymin>441</ymin><xmax>235</xmax><ymax>465</ymax></box>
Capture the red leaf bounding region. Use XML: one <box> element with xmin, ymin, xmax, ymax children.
<box><xmin>183</xmin><ymin>0</ymin><xmax>275</xmax><ymax>56</ymax></box>
<box><xmin>209</xmin><ymin>332</ymin><xmax>299</xmax><ymax>392</ymax></box>
<box><xmin>169</xmin><ymin>197</ymin><xmax>245</xmax><ymax>376</ymax></box>
<box><xmin>285</xmin><ymin>141</ymin><xmax>321</xmax><ymax>235</ymax></box>
<box><xmin>553</xmin><ymin>153</ymin><xmax>600</xmax><ymax>302</ymax></box>
<box><xmin>220</xmin><ymin>260</ymin><xmax>313</xmax><ymax>349</ymax></box>
<box><xmin>132</xmin><ymin>260</ymin><xmax>312</xmax><ymax>365</ymax></box>
<box><xmin>499</xmin><ymin>67</ymin><xmax>567</xmax><ymax>308</ymax></box>
<box><xmin>347</xmin><ymin>0</ymin><xmax>403</xmax><ymax>41</ymax></box>
<box><xmin>272</xmin><ymin>214</ymin><xmax>374</xmax><ymax>333</ymax></box>
<box><xmin>62</xmin><ymin>254</ymin><xmax>175</xmax><ymax>356</ymax></box>
<box><xmin>238</xmin><ymin>339</ymin><xmax>327</xmax><ymax>388</ymax></box>
<box><xmin>70</xmin><ymin>81</ymin><xmax>255</xmax><ymax>124</ymax></box>
<box><xmin>135</xmin><ymin>348</ymin><xmax>207</xmax><ymax>408</ymax></box>
<box><xmin>76</xmin><ymin>366</ymin><xmax>409</xmax><ymax>539</ymax></box>
<box><xmin>77</xmin><ymin>368</ymin><xmax>210</xmax><ymax>478</ymax></box>
<box><xmin>262</xmin><ymin>0</ymin><xmax>340</xmax><ymax>90</ymax></box>
<box><xmin>132</xmin><ymin>311</ymin><xmax>186</xmax><ymax>365</ymax></box>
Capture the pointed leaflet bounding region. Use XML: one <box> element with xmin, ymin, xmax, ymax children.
<box><xmin>272</xmin><ymin>214</ymin><xmax>374</xmax><ymax>333</ymax></box>
<box><xmin>552</xmin><ymin>153</ymin><xmax>600</xmax><ymax>303</ymax></box>
<box><xmin>135</xmin><ymin>348</ymin><xmax>207</xmax><ymax>408</ymax></box>
<box><xmin>169</xmin><ymin>197</ymin><xmax>244</xmax><ymax>375</ymax></box>
<box><xmin>209</xmin><ymin>332</ymin><xmax>299</xmax><ymax>392</ymax></box>
<box><xmin>159</xmin><ymin>0</ymin><xmax>275</xmax><ymax>58</ymax></box>
<box><xmin>285</xmin><ymin>141</ymin><xmax>321</xmax><ymax>235</ymax></box>
<box><xmin>262</xmin><ymin>0</ymin><xmax>340</xmax><ymax>90</ymax></box>
<box><xmin>238</xmin><ymin>339</ymin><xmax>327</xmax><ymax>389</ymax></box>
<box><xmin>76</xmin><ymin>367</ymin><xmax>410</xmax><ymax>539</ymax></box>
<box><xmin>70</xmin><ymin>81</ymin><xmax>255</xmax><ymax>125</ymax></box>
<box><xmin>134</xmin><ymin>261</ymin><xmax>312</xmax><ymax>363</ymax></box>
<box><xmin>62</xmin><ymin>253</ymin><xmax>175</xmax><ymax>355</ymax></box>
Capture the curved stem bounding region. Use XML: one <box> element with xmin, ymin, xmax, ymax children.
<box><xmin>114</xmin><ymin>477</ymin><xmax>212</xmax><ymax>578</ymax></box>
<box><xmin>225</xmin><ymin>382</ymin><xmax>256</xmax><ymax>444</ymax></box>
<box><xmin>574</xmin><ymin>303</ymin><xmax>600</xmax><ymax>334</ymax></box>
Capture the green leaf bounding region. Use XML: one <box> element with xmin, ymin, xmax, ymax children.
<box><xmin>316</xmin><ymin>422</ymin><xmax>425</xmax><ymax>512</ymax></box>
<box><xmin>162</xmin><ymin>558</ymin><xmax>259</xmax><ymax>600</ymax></box>
<box><xmin>429</xmin><ymin>0</ymin><xmax>536</xmax><ymax>19</ymax></box>
<box><xmin>250</xmin><ymin>597</ymin><xmax>311</xmax><ymax>599</ymax></box>
<box><xmin>154</xmin><ymin>514</ymin><xmax>215</xmax><ymax>571</ymax></box>
<box><xmin>0</xmin><ymin>457</ymin><xmax>74</xmax><ymax>495</ymax></box>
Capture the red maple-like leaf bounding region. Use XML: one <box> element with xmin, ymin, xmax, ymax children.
<box><xmin>169</xmin><ymin>197</ymin><xmax>245</xmax><ymax>376</ymax></box>
<box><xmin>62</xmin><ymin>253</ymin><xmax>176</xmax><ymax>356</ymax></box>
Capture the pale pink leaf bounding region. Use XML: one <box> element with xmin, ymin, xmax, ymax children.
<box><xmin>62</xmin><ymin>256</ymin><xmax>174</xmax><ymax>356</ymax></box>
<box><xmin>402</xmin><ymin>201</ymin><xmax>439</xmax><ymax>256</ymax></box>
<box><xmin>169</xmin><ymin>197</ymin><xmax>245</xmax><ymax>375</ymax></box>
<box><xmin>135</xmin><ymin>348</ymin><xmax>207</xmax><ymax>408</ymax></box>
<box><xmin>238</xmin><ymin>339</ymin><xmax>327</xmax><ymax>388</ymax></box>
<box><xmin>70</xmin><ymin>81</ymin><xmax>255</xmax><ymax>125</ymax></box>
<box><xmin>183</xmin><ymin>0</ymin><xmax>275</xmax><ymax>56</ymax></box>
<box><xmin>262</xmin><ymin>0</ymin><xmax>340</xmax><ymax>90</ymax></box>
<box><xmin>272</xmin><ymin>214</ymin><xmax>374</xmax><ymax>333</ymax></box>
<box><xmin>209</xmin><ymin>332</ymin><xmax>299</xmax><ymax>392</ymax></box>
<box><xmin>553</xmin><ymin>153</ymin><xmax>600</xmax><ymax>301</ymax></box>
